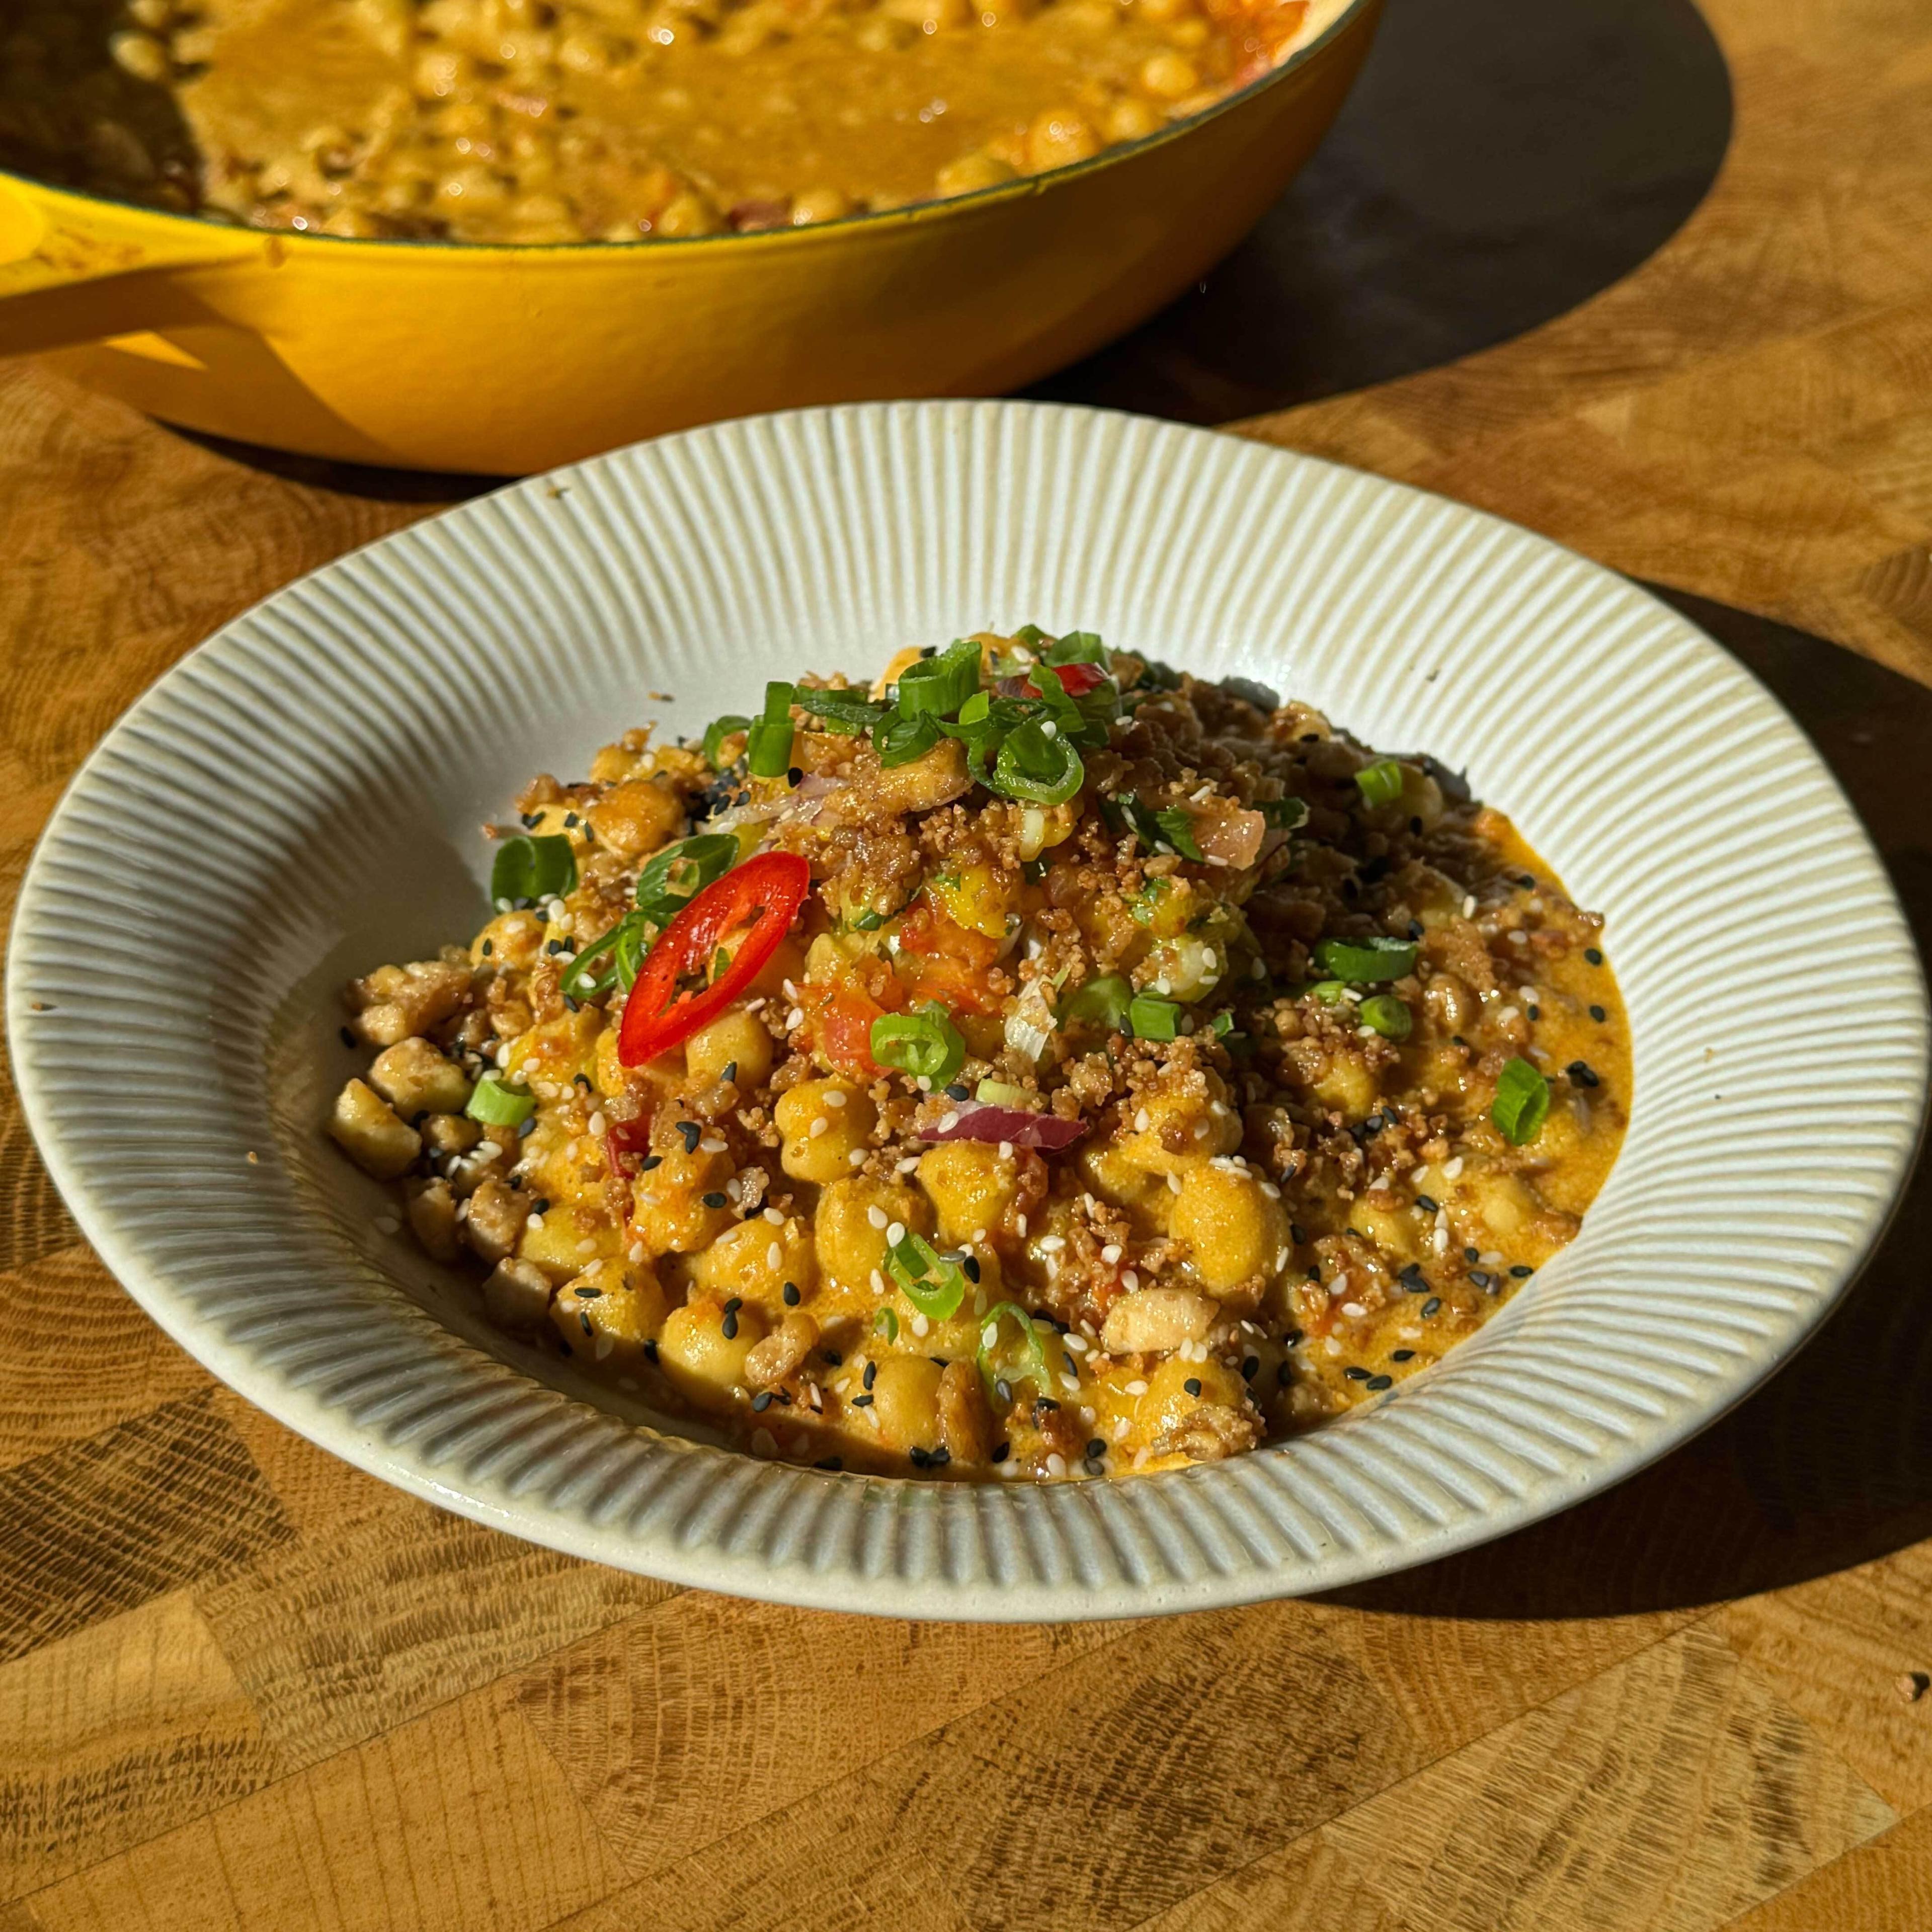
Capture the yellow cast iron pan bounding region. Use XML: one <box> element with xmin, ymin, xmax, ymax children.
<box><xmin>0</xmin><ymin>0</ymin><xmax>1379</xmax><ymax>474</ymax></box>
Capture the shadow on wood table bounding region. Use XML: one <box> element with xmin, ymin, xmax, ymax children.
<box><xmin>1327</xmin><ymin>589</ymin><xmax>1932</xmax><ymax>1622</ymax></box>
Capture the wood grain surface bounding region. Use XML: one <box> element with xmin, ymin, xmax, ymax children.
<box><xmin>4</xmin><ymin>1</ymin><xmax>1931</xmax><ymax>1925</ymax></box>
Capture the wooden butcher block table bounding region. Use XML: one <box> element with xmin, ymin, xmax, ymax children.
<box><xmin>3</xmin><ymin>2</ymin><xmax>1930</xmax><ymax>1925</ymax></box>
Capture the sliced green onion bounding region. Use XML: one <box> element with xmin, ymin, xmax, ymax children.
<box><xmin>1354</xmin><ymin>758</ymin><xmax>1406</xmax><ymax>808</ymax></box>
<box><xmin>990</xmin><ymin>719</ymin><xmax>1084</xmax><ymax>804</ymax></box>
<box><xmin>977</xmin><ymin>1300</ymin><xmax>1053</xmax><ymax>1398</ymax></box>
<box><xmin>466</xmin><ymin>1073</ymin><xmax>536</xmax><ymax>1126</ymax></box>
<box><xmin>1359</xmin><ymin>994</ymin><xmax>1413</xmax><ymax>1040</ymax></box>
<box><xmin>1258</xmin><ymin>796</ymin><xmax>1308</xmax><ymax>831</ymax></box>
<box><xmin>896</xmin><ymin>639</ymin><xmax>982</xmax><ymax>718</ymax></box>
<box><xmin>1153</xmin><ymin>808</ymin><xmax>1203</xmax><ymax>861</ymax></box>
<box><xmin>853</xmin><ymin>908</ymin><xmax>885</xmax><ymax>931</ymax></box>
<box><xmin>795</xmin><ymin>687</ymin><xmax>889</xmax><ymax>734</ymax></box>
<box><xmin>491</xmin><ymin>833</ymin><xmax>577</xmax><ymax>908</ymax></box>
<box><xmin>975</xmin><ymin>1078</ymin><xmax>1030</xmax><ymax>1108</ymax></box>
<box><xmin>1128</xmin><ymin>991</ymin><xmax>1182</xmax><ymax>1040</ymax></box>
<box><xmin>1043</xmin><ymin>630</ymin><xmax>1108</xmax><ymax>667</ymax></box>
<box><xmin>873</xmin><ymin>1307</ymin><xmax>899</xmax><ymax>1342</ymax></box>
<box><xmin>1313</xmin><ymin>935</ymin><xmax>1419</xmax><ymax>982</ymax></box>
<box><xmin>1310</xmin><ymin>980</ymin><xmax>1349</xmax><ymax>1004</ymax></box>
<box><xmin>937</xmin><ymin>689</ymin><xmax>999</xmax><ymax>773</ymax></box>
<box><xmin>1060</xmin><ymin>973</ymin><xmax>1133</xmax><ymax>1031</ymax></box>
<box><xmin>870</xmin><ymin>1004</ymin><xmax>966</xmax><ymax>1086</ymax></box>
<box><xmin>1492</xmin><ymin>1057</ymin><xmax>1551</xmax><ymax>1145</ymax></box>
<box><xmin>745</xmin><ymin>682</ymin><xmax>797</xmax><ymax>778</ymax></box>
<box><xmin>560</xmin><ymin>911</ymin><xmax>648</xmax><ymax>1001</ymax></box>
<box><xmin>634</xmin><ymin>833</ymin><xmax>738</xmax><ymax>920</ymax></box>
<box><xmin>874</xmin><ymin>708</ymin><xmax>943</xmax><ymax>768</ymax></box>
<box><xmin>885</xmin><ymin>1232</ymin><xmax>967</xmax><ymax>1320</ymax></box>
<box><xmin>701</xmin><ymin>714</ymin><xmax>750</xmax><ymax>766</ymax></box>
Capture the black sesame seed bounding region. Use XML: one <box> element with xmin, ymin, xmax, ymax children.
<box><xmin>579</xmin><ymin>1311</ymin><xmax>593</xmax><ymax>1336</ymax></box>
<box><xmin>1283</xmin><ymin>1328</ymin><xmax>1305</xmax><ymax>1348</ymax></box>
<box><xmin>643</xmin><ymin>1338</ymin><xmax>659</xmax><ymax>1362</ymax></box>
<box><xmin>575</xmin><ymin>1285</ymin><xmax>602</xmax><ymax>1299</ymax></box>
<box><xmin>1470</xmin><ymin>1270</ymin><xmax>1492</xmax><ymax>1289</ymax></box>
<box><xmin>1464</xmin><ymin>1246</ymin><xmax>1480</xmax><ymax>1263</ymax></box>
<box><xmin>943</xmin><ymin>1083</ymin><xmax>972</xmax><ymax>1101</ymax></box>
<box><xmin>676</xmin><ymin>1120</ymin><xmax>701</xmax><ymax>1153</ymax></box>
<box><xmin>517</xmin><ymin>1117</ymin><xmax>538</xmax><ymax>1138</ymax></box>
<box><xmin>751</xmin><ymin>1391</ymin><xmax>773</xmax><ymax>1411</ymax></box>
<box><xmin>721</xmin><ymin>1313</ymin><xmax>738</xmax><ymax>1339</ymax></box>
<box><xmin>962</xmin><ymin>1255</ymin><xmax>981</xmax><ymax>1283</ymax></box>
<box><xmin>1034</xmin><ymin>1397</ymin><xmax>1060</xmax><ymax>1416</ymax></box>
<box><xmin>574</xmin><ymin>1073</ymin><xmax>592</xmax><ymax>1089</ymax></box>
<box><xmin>1183</xmin><ymin>1377</ymin><xmax>1202</xmax><ymax>1397</ymax></box>
<box><xmin>1584</xmin><ymin>946</ymin><xmax>1603</xmax><ymax>965</ymax></box>
<box><xmin>930</xmin><ymin>1355</ymin><xmax>948</xmax><ymax>1370</ymax></box>
<box><xmin>639</xmin><ymin>1154</ymin><xmax>663</xmax><ymax>1172</ymax></box>
<box><xmin>782</xmin><ymin>1281</ymin><xmax>801</xmax><ymax>1306</ymax></box>
<box><xmin>1407</xmin><ymin>918</ymin><xmax>1423</xmax><ymax>939</ymax></box>
<box><xmin>1527</xmin><ymin>1005</ymin><xmax>1541</xmax><ymax>1021</ymax></box>
<box><xmin>546</xmin><ymin>938</ymin><xmax>567</xmax><ymax>955</ymax></box>
<box><xmin>1306</xmin><ymin>1265</ymin><xmax>1322</xmax><ymax>1281</ymax></box>
<box><xmin>480</xmin><ymin>939</ymin><xmax>493</xmax><ymax>957</ymax></box>
<box><xmin>520</xmin><ymin>811</ymin><xmax>540</xmax><ymax>828</ymax></box>
<box><xmin>338</xmin><ymin>1025</ymin><xmax>356</xmax><ymax>1048</ymax></box>
<box><xmin>1392</xmin><ymin>1349</ymin><xmax>1415</xmax><ymax>1362</ymax></box>
<box><xmin>723</xmin><ymin>1296</ymin><xmax>742</xmax><ymax>1313</ymax></box>
<box><xmin>1518</xmin><ymin>874</ymin><xmax>1535</xmax><ymax>890</ymax></box>
<box><xmin>1589</xmin><ymin>1004</ymin><xmax>1606</xmax><ymax>1023</ymax></box>
<box><xmin>1290</xmin><ymin>1222</ymin><xmax>1308</xmax><ymax>1245</ymax></box>
<box><xmin>1242</xmin><ymin>1355</ymin><xmax>1259</xmax><ymax>1381</ymax></box>
<box><xmin>1415</xmin><ymin>1194</ymin><xmax>1439</xmax><ymax>1214</ymax></box>
<box><xmin>1510</xmin><ymin>1264</ymin><xmax>1534</xmax><ymax>1279</ymax></box>
<box><xmin>1451</xmin><ymin>1033</ymin><xmax>1468</xmax><ymax>1048</ymax></box>
<box><xmin>822</xmin><ymin>1350</ymin><xmax>841</xmax><ymax>1365</ymax></box>
<box><xmin>852</xmin><ymin>1393</ymin><xmax>873</xmax><ymax>1407</ymax></box>
<box><xmin>1086</xmin><ymin>1437</ymin><xmax>1107</xmax><ymax>1460</ymax></box>
<box><xmin>1366</xmin><ymin>1374</ymin><xmax>1393</xmax><ymax>1391</ymax></box>
<box><xmin>995</xmin><ymin>1378</ymin><xmax>1013</xmax><ymax>1405</ymax></box>
<box><xmin>1343</xmin><ymin>1365</ymin><xmax>1371</xmax><ymax>1382</ymax></box>
<box><xmin>564</xmin><ymin>812</ymin><xmax>580</xmax><ymax>828</ymax></box>
<box><xmin>1084</xmin><ymin>1460</ymin><xmax>1105</xmax><ymax>1477</ymax></box>
<box><xmin>1409</xmin><ymin>819</ymin><xmax>1424</xmax><ymax>838</ymax></box>
<box><xmin>862</xmin><ymin>1361</ymin><xmax>877</xmax><ymax>1389</ymax></box>
<box><xmin>562</xmin><ymin>995</ymin><xmax>580</xmax><ymax>1012</ymax></box>
<box><xmin>908</xmin><ymin>1445</ymin><xmax>929</xmax><ymax>1467</ymax></box>
<box><xmin>701</xmin><ymin>1191</ymin><xmax>728</xmax><ymax>1209</ymax></box>
<box><xmin>991</xmin><ymin>1441</ymin><xmax>1010</xmax><ymax>1463</ymax></box>
<box><xmin>1421</xmin><ymin>1296</ymin><xmax>1442</xmax><ymax>1317</ymax></box>
<box><xmin>1567</xmin><ymin>1059</ymin><xmax>1600</xmax><ymax>1088</ymax></box>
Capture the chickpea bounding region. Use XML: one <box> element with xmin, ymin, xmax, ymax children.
<box><xmin>775</xmin><ymin>1078</ymin><xmax>876</xmax><ymax>1183</ymax></box>
<box><xmin>916</xmin><ymin>1141</ymin><xmax>1024</xmax><ymax>1248</ymax></box>
<box><xmin>518</xmin><ymin>1198</ymin><xmax>617</xmax><ymax>1279</ymax></box>
<box><xmin>1025</xmin><ymin>109</ymin><xmax>1100</xmax><ymax>174</ymax></box>
<box><xmin>685</xmin><ymin>1215</ymin><xmax>818</xmax><ymax>1313</ymax></box>
<box><xmin>655</xmin><ymin>191</ymin><xmax>723</xmax><ymax>237</ymax></box>
<box><xmin>1075</xmin><ymin>1135</ymin><xmax>1171</xmax><ymax>1222</ymax></box>
<box><xmin>1139</xmin><ymin>1352</ymin><xmax>1245</xmax><ymax>1443</ymax></box>
<box><xmin>791</xmin><ymin>187</ymin><xmax>853</xmax><ymax>225</ymax></box>
<box><xmin>658</xmin><ymin>1296</ymin><xmax>766</xmax><ymax>1404</ymax></box>
<box><xmin>865</xmin><ymin>1354</ymin><xmax>945</xmax><ymax>1454</ymax></box>
<box><xmin>816</xmin><ymin>1176</ymin><xmax>930</xmax><ymax>1290</ymax></box>
<box><xmin>1105</xmin><ymin>97</ymin><xmax>1164</xmax><ymax>143</ymax></box>
<box><xmin>629</xmin><ymin>1137</ymin><xmax>734</xmax><ymax>1256</ymax></box>
<box><xmin>1351</xmin><ymin>1195</ymin><xmax>1424</xmax><ymax>1265</ymax></box>
<box><xmin>551</xmin><ymin>1257</ymin><xmax>669</xmax><ymax>1363</ymax></box>
<box><xmin>1140</xmin><ymin>52</ymin><xmax>1199</xmax><ymax>100</ymax></box>
<box><xmin>1115</xmin><ymin>1079</ymin><xmax>1241</xmax><ymax>1175</ymax></box>
<box><xmin>1310</xmin><ymin>1052</ymin><xmax>1379</xmax><ymax>1118</ymax></box>
<box><xmin>685</xmin><ymin>1006</ymin><xmax>773</xmax><ymax>1088</ymax></box>
<box><xmin>1423</xmin><ymin>972</ymin><xmax>1478</xmax><ymax>1033</ymax></box>
<box><xmin>1170</xmin><ymin>1163</ymin><xmax>1289</xmax><ymax>1293</ymax></box>
<box><xmin>937</xmin><ymin>1360</ymin><xmax>996</xmax><ymax>1463</ymax></box>
<box><xmin>585</xmin><ymin>777</ymin><xmax>684</xmax><ymax>859</ymax></box>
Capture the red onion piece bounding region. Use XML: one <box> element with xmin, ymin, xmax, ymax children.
<box><xmin>919</xmin><ymin>1100</ymin><xmax>1088</xmax><ymax>1150</ymax></box>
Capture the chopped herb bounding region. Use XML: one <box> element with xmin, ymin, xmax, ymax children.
<box><xmin>1353</xmin><ymin>758</ymin><xmax>1406</xmax><ymax>807</ymax></box>
<box><xmin>1312</xmin><ymin>935</ymin><xmax>1418</xmax><ymax>982</ymax></box>
<box><xmin>1492</xmin><ymin>1057</ymin><xmax>1551</xmax><ymax>1144</ymax></box>
<box><xmin>701</xmin><ymin>714</ymin><xmax>750</xmax><ymax>765</ymax></box>
<box><xmin>491</xmin><ymin>833</ymin><xmax>577</xmax><ymax>907</ymax></box>
<box><xmin>887</xmin><ymin>1231</ymin><xmax>968</xmax><ymax>1319</ymax></box>
<box><xmin>873</xmin><ymin>1308</ymin><xmax>899</xmax><ymax>1342</ymax></box>
<box><xmin>1359</xmin><ymin>994</ymin><xmax>1412</xmax><ymax>1040</ymax></box>
<box><xmin>1128</xmin><ymin>992</ymin><xmax>1182</xmax><ymax>1041</ymax></box>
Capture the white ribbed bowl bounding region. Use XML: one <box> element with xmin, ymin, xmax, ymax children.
<box><xmin>11</xmin><ymin>402</ymin><xmax>1925</xmax><ymax>1620</ymax></box>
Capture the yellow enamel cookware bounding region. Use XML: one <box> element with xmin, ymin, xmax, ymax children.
<box><xmin>0</xmin><ymin>0</ymin><xmax>1378</xmax><ymax>474</ymax></box>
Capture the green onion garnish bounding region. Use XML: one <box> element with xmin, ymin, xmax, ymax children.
<box><xmin>560</xmin><ymin>911</ymin><xmax>645</xmax><ymax>1000</ymax></box>
<box><xmin>1310</xmin><ymin>980</ymin><xmax>1348</xmax><ymax>1004</ymax></box>
<box><xmin>745</xmin><ymin>681</ymin><xmax>796</xmax><ymax>779</ymax></box>
<box><xmin>1354</xmin><ymin>758</ymin><xmax>1406</xmax><ymax>808</ymax></box>
<box><xmin>990</xmin><ymin>718</ymin><xmax>1084</xmax><ymax>804</ymax></box>
<box><xmin>634</xmin><ymin>832</ymin><xmax>738</xmax><ymax>920</ymax></box>
<box><xmin>875</xmin><ymin>708</ymin><xmax>943</xmax><ymax>767</ymax></box>
<box><xmin>869</xmin><ymin>1003</ymin><xmax>966</xmax><ymax>1086</ymax></box>
<box><xmin>853</xmin><ymin>908</ymin><xmax>885</xmax><ymax>931</ymax></box>
<box><xmin>1060</xmin><ymin>973</ymin><xmax>1133</xmax><ymax>1032</ymax></box>
<box><xmin>873</xmin><ymin>1307</ymin><xmax>900</xmax><ymax>1342</ymax></box>
<box><xmin>1359</xmin><ymin>994</ymin><xmax>1413</xmax><ymax>1040</ymax></box>
<box><xmin>466</xmin><ymin>1073</ymin><xmax>536</xmax><ymax>1126</ymax></box>
<box><xmin>491</xmin><ymin>833</ymin><xmax>577</xmax><ymax>908</ymax></box>
<box><xmin>1128</xmin><ymin>992</ymin><xmax>1182</xmax><ymax>1040</ymax></box>
<box><xmin>1492</xmin><ymin>1058</ymin><xmax>1551</xmax><ymax>1144</ymax></box>
<box><xmin>885</xmin><ymin>1232</ymin><xmax>967</xmax><ymax>1320</ymax></box>
<box><xmin>1043</xmin><ymin>630</ymin><xmax>1108</xmax><ymax>667</ymax></box>
<box><xmin>1153</xmin><ymin>809</ymin><xmax>1203</xmax><ymax>861</ymax></box>
<box><xmin>1258</xmin><ymin>796</ymin><xmax>1308</xmax><ymax>831</ymax></box>
<box><xmin>794</xmin><ymin>687</ymin><xmax>889</xmax><ymax>734</ymax></box>
<box><xmin>977</xmin><ymin>1300</ymin><xmax>1053</xmax><ymax>1398</ymax></box>
<box><xmin>701</xmin><ymin>714</ymin><xmax>750</xmax><ymax>766</ymax></box>
<box><xmin>1312</xmin><ymin>935</ymin><xmax>1419</xmax><ymax>982</ymax></box>
<box><xmin>896</xmin><ymin>639</ymin><xmax>982</xmax><ymax>718</ymax></box>
<box><xmin>975</xmin><ymin>1078</ymin><xmax>1030</xmax><ymax>1108</ymax></box>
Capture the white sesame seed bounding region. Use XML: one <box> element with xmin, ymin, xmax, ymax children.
<box><xmin>1260</xmin><ymin>1181</ymin><xmax>1281</xmax><ymax>1200</ymax></box>
<box><xmin>982</xmin><ymin>1324</ymin><xmax>999</xmax><ymax>1350</ymax></box>
<box><xmin>786</xmin><ymin>1008</ymin><xmax>804</xmax><ymax>1031</ymax></box>
<box><xmin>823</xmin><ymin>1090</ymin><xmax>847</xmax><ymax>1108</ymax></box>
<box><xmin>1442</xmin><ymin>1156</ymin><xmax>1465</xmax><ymax>1179</ymax></box>
<box><xmin>781</xmin><ymin>979</ymin><xmax>799</xmax><ymax>1000</ymax></box>
<box><xmin>809</xmin><ymin>1115</ymin><xmax>831</xmax><ymax>1139</ymax></box>
<box><xmin>1167</xmin><ymin>1172</ymin><xmax>1182</xmax><ymax>1194</ymax></box>
<box><xmin>1038</xmin><ymin>1234</ymin><xmax>1066</xmax><ymax>1253</ymax></box>
<box><xmin>997</xmin><ymin>1140</ymin><xmax>1013</xmax><ymax>1160</ymax></box>
<box><xmin>1121</xmin><ymin>1269</ymin><xmax>1140</xmax><ymax>1293</ymax></box>
<box><xmin>1461</xmin><ymin>894</ymin><xmax>1477</xmax><ymax>918</ymax></box>
<box><xmin>766</xmin><ymin>1241</ymin><xmax>783</xmax><ymax>1270</ymax></box>
<box><xmin>526</xmin><ymin>1212</ymin><xmax>545</xmax><ymax>1231</ymax></box>
<box><xmin>848</xmin><ymin>1148</ymin><xmax>866</xmax><ymax>1166</ymax></box>
<box><xmin>1015</xmin><ymin>1214</ymin><xmax>1028</xmax><ymax>1237</ymax></box>
<box><xmin>911</xmin><ymin>1312</ymin><xmax>930</xmax><ymax>1337</ymax></box>
<box><xmin>886</xmin><ymin>1221</ymin><xmax>906</xmax><ymax>1245</ymax></box>
<box><xmin>1064</xmin><ymin>1333</ymin><xmax>1087</xmax><ymax>1353</ymax></box>
<box><xmin>973</xmin><ymin>1228</ymin><xmax>989</xmax><ymax>1246</ymax></box>
<box><xmin>1061</xmin><ymin>1375</ymin><xmax>1080</xmax><ymax>1393</ymax></box>
<box><xmin>1125</xmin><ymin>1379</ymin><xmax>1148</xmax><ymax>1396</ymax></box>
<box><xmin>896</xmin><ymin>1156</ymin><xmax>921</xmax><ymax>1175</ymax></box>
<box><xmin>939</xmin><ymin>1112</ymin><xmax>960</xmax><ymax>1132</ymax></box>
<box><xmin>1132</xmin><ymin>1446</ymin><xmax>1151</xmax><ymax>1470</ymax></box>
<box><xmin>1341</xmin><ymin>1301</ymin><xmax>1366</xmax><ymax>1319</ymax></box>
<box><xmin>577</xmin><ymin>1238</ymin><xmax>597</xmax><ymax>1256</ymax></box>
<box><xmin>765</xmin><ymin>1208</ymin><xmax>785</xmax><ymax>1226</ymax></box>
<box><xmin>587</xmin><ymin>1110</ymin><xmax>607</xmax><ymax>1136</ymax></box>
<box><xmin>1134</xmin><ymin>1108</ymin><xmax>1151</xmax><ymax>1133</ymax></box>
<box><xmin>700</xmin><ymin>1137</ymin><xmax>727</xmax><ymax>1154</ymax></box>
<box><xmin>628</xmin><ymin>1242</ymin><xmax>645</xmax><ymax>1263</ymax></box>
<box><xmin>1046</xmin><ymin>1453</ymin><xmax>1068</xmax><ymax>1478</ymax></box>
<box><xmin>1113</xmin><ymin>1416</ymin><xmax>1131</xmax><ymax>1440</ymax></box>
<box><xmin>594</xmin><ymin>1334</ymin><xmax>614</xmax><ymax>1360</ymax></box>
<box><xmin>1101</xmin><ymin>1244</ymin><xmax>1123</xmax><ymax>1264</ymax></box>
<box><xmin>867</xmin><ymin>1205</ymin><xmax>889</xmax><ymax>1229</ymax></box>
<box><xmin>869</xmin><ymin>1268</ymin><xmax>885</xmax><ymax>1295</ymax></box>
<box><xmin>1432</xmin><ymin>1227</ymin><xmax>1450</xmax><ymax>1253</ymax></box>
<box><xmin>373</xmin><ymin>1214</ymin><xmax>399</xmax><ymax>1235</ymax></box>
<box><xmin>1324</xmin><ymin>1336</ymin><xmax>1343</xmax><ymax>1357</ymax></box>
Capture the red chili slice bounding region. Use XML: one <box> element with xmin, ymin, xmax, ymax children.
<box><xmin>1026</xmin><ymin>660</ymin><xmax>1107</xmax><ymax>699</ymax></box>
<box><xmin>617</xmin><ymin>850</ymin><xmax>810</xmax><ymax>1067</ymax></box>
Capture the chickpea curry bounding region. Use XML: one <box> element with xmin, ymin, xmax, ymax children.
<box><xmin>328</xmin><ymin>630</ymin><xmax>1630</xmax><ymax>1481</ymax></box>
<box><xmin>2</xmin><ymin>0</ymin><xmax>1348</xmax><ymax>243</ymax></box>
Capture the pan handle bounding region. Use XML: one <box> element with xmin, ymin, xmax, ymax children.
<box><xmin>0</xmin><ymin>176</ymin><xmax>257</xmax><ymax>356</ymax></box>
